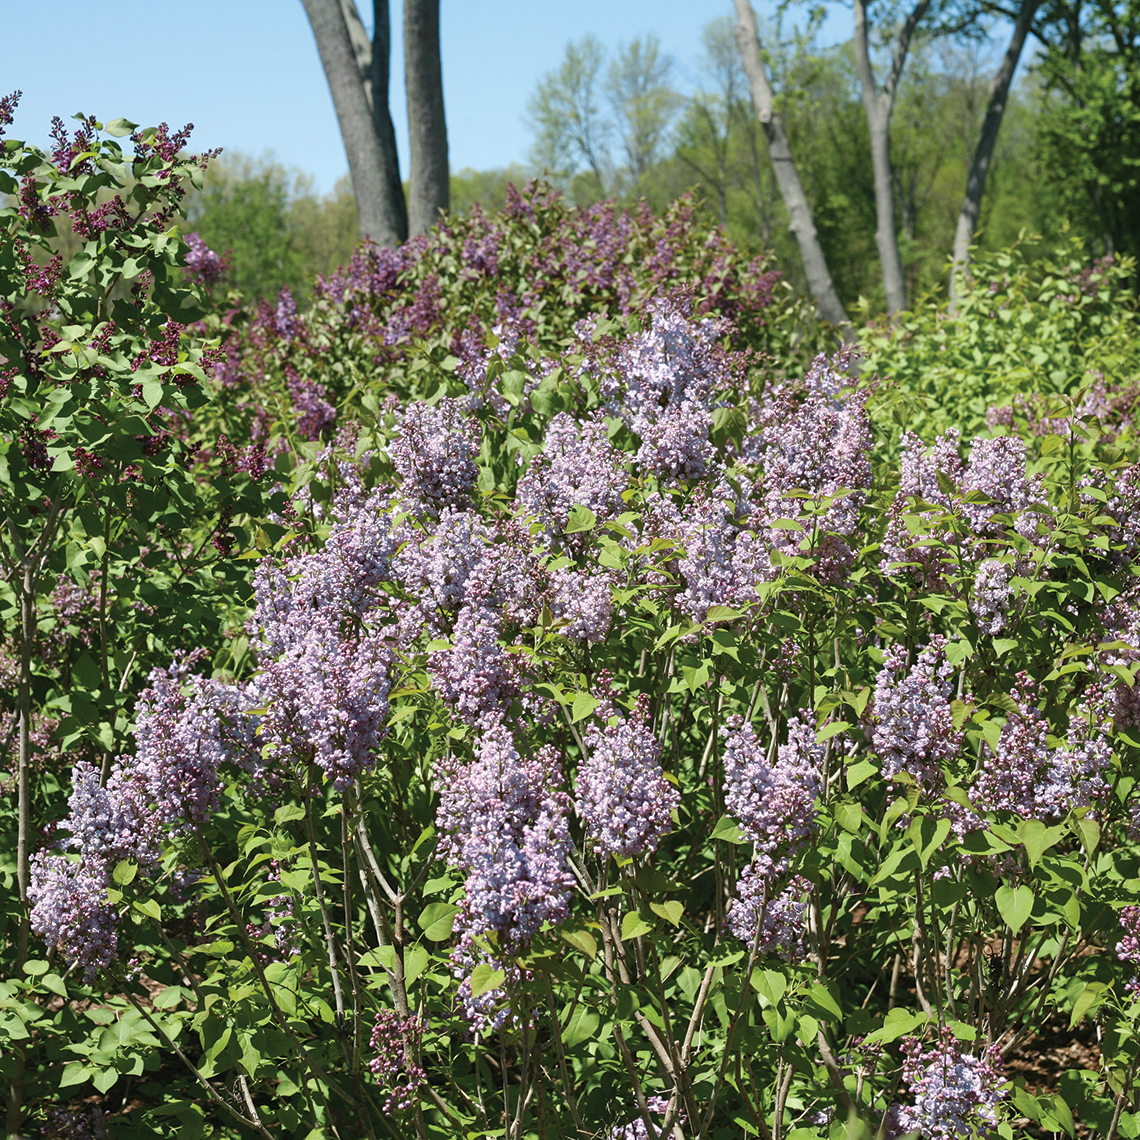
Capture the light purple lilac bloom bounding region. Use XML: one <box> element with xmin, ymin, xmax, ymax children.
<box><xmin>726</xmin><ymin>868</ymin><xmax>811</xmax><ymax>959</ymax></box>
<box><xmin>388</xmin><ymin>398</ymin><xmax>481</xmax><ymax>517</ymax></box>
<box><xmin>961</xmin><ymin>435</ymin><xmax>1048</xmax><ymax>545</ymax></box>
<box><xmin>548</xmin><ymin>566</ymin><xmax>614</xmax><ymax>643</ymax></box>
<box><xmin>675</xmin><ymin>480</ymin><xmax>768</xmax><ymax>621</ymax></box>
<box><xmin>1116</xmin><ymin>905</ymin><xmax>1140</xmax><ymax>995</ymax></box>
<box><xmin>29</xmin><ymin>664</ymin><xmax>247</xmax><ymax>975</ymax></box>
<box><xmin>576</xmin><ymin>694</ymin><xmax>679</xmax><ymax>859</ymax></box>
<box><xmin>251</xmin><ymin>488</ymin><xmax>399</xmax><ymax>788</ymax></box>
<box><xmin>971</xmin><ymin>559</ymin><xmax>1015</xmax><ymax>635</ymax></box>
<box><xmin>516</xmin><ymin>411</ymin><xmax>629</xmax><ymax>543</ymax></box>
<box><xmin>435</xmin><ymin>726</ymin><xmax>573</xmax><ymax>951</ymax></box>
<box><xmin>757</xmin><ymin>365</ymin><xmax>871</xmax><ymax>580</ymax></box>
<box><xmin>894</xmin><ymin>1028</ymin><xmax>1006</xmax><ymax>1140</ymax></box>
<box><xmin>602</xmin><ymin>295</ymin><xmax>723</xmax><ymax>482</ymax></box>
<box><xmin>871</xmin><ymin>639</ymin><xmax>963</xmax><ymax>789</ymax></box>
<box><xmin>609</xmin><ymin>1096</ymin><xmax>675</xmax><ymax>1140</ymax></box>
<box><xmin>721</xmin><ymin>713</ymin><xmax>822</xmax><ymax>867</ymax></box>
<box><xmin>972</xmin><ymin>675</ymin><xmax>1050</xmax><ymax>818</ymax></box>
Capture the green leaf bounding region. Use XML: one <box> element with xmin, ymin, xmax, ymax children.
<box><xmin>1069</xmin><ymin>982</ymin><xmax>1107</xmax><ymax>1029</ymax></box>
<box><xmin>1075</xmin><ymin>817</ymin><xmax>1100</xmax><ymax>855</ymax></box>
<box><xmin>846</xmin><ymin>757</ymin><xmax>878</xmax><ymax>791</ymax></box>
<box><xmin>154</xmin><ymin>986</ymin><xmax>183</xmax><ymax>1010</ymax></box>
<box><xmin>59</xmin><ymin>1061</ymin><xmax>92</xmax><ymax>1088</ymax></box>
<box><xmin>112</xmin><ymin>859</ymin><xmax>138</xmax><ymax>885</ymax></box>
<box><xmin>404</xmin><ymin>943</ymin><xmax>430</xmax><ymax>987</ymax></box>
<box><xmin>835</xmin><ymin>802</ymin><xmax>864</xmax><ymax>833</ymax></box>
<box><xmin>571</xmin><ymin>692</ymin><xmax>600</xmax><ymax>723</ymax></box>
<box><xmin>469</xmin><ymin>963</ymin><xmax>506</xmax><ymax>997</ymax></box>
<box><xmin>133</xmin><ymin>898</ymin><xmax>161</xmax><ymax>921</ymax></box>
<box><xmin>565</xmin><ymin>504</ymin><xmax>597</xmax><ymax>534</ymax></box>
<box><xmin>816</xmin><ymin>720</ymin><xmax>851</xmax><ymax>742</ymax></box>
<box><xmin>907</xmin><ymin>815</ymin><xmax>952</xmax><ymax>868</ymax></box>
<box><xmin>104</xmin><ymin>117</ymin><xmax>139</xmax><ymax>137</ymax></box>
<box><xmin>562</xmin><ymin>1005</ymin><xmax>599</xmax><ymax>1046</ymax></box>
<box><xmin>992</xmin><ymin>637</ymin><xmax>1019</xmax><ymax>656</ymax></box>
<box><xmin>704</xmin><ymin>605</ymin><xmax>743</xmax><ymax>623</ymax></box>
<box><xmin>864</xmin><ymin>1007</ymin><xmax>928</xmax><ymax>1044</ymax></box>
<box><xmin>417</xmin><ymin>903</ymin><xmax>459</xmax><ymax>942</ymax></box>
<box><xmin>22</xmin><ymin>959</ymin><xmax>49</xmax><ymax>976</ymax></box>
<box><xmin>561</xmin><ymin>929</ymin><xmax>598</xmax><ymax>959</ymax></box>
<box><xmin>710</xmin><ymin>815</ymin><xmax>746</xmax><ymax>844</ymax></box>
<box><xmin>621</xmin><ymin>912</ymin><xmax>652</xmax><ymax>940</ymax></box>
<box><xmin>1021</xmin><ymin>819</ymin><xmax>1065</xmax><ymax>869</ymax></box>
<box><xmin>274</xmin><ymin>803</ymin><xmax>305</xmax><ymax>824</ymax></box>
<box><xmin>751</xmin><ymin>969</ymin><xmax>786</xmax><ymax>1007</ymax></box>
<box><xmin>995</xmin><ymin>884</ymin><xmax>1034</xmax><ymax>934</ymax></box>
<box><xmin>805</xmin><ymin>982</ymin><xmax>843</xmax><ymax>1021</ymax></box>
<box><xmin>649</xmin><ymin>901</ymin><xmax>684</xmax><ymax>927</ymax></box>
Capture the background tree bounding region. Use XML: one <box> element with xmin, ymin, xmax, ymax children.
<box><xmin>404</xmin><ymin>0</ymin><xmax>450</xmax><ymax>235</ymax></box>
<box><xmin>950</xmin><ymin>0</ymin><xmax>1042</xmax><ymax>303</ymax></box>
<box><xmin>852</xmin><ymin>0</ymin><xmax>935</xmax><ymax>313</ymax></box>
<box><xmin>733</xmin><ymin>0</ymin><xmax>852</xmax><ymax>329</ymax></box>
<box><xmin>1033</xmin><ymin>0</ymin><xmax>1140</xmax><ymax>267</ymax></box>
<box><xmin>301</xmin><ymin>0</ymin><xmax>407</xmax><ymax>247</ymax></box>
<box><xmin>604</xmin><ymin>36</ymin><xmax>684</xmax><ymax>190</ymax></box>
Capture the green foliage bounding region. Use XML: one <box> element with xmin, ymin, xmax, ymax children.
<box><xmin>7</xmin><ymin>116</ymin><xmax>1140</xmax><ymax>1139</ymax></box>
<box><xmin>859</xmin><ymin>234</ymin><xmax>1140</xmax><ymax>441</ymax></box>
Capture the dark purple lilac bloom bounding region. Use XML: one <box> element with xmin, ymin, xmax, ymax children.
<box><xmin>183</xmin><ymin>232</ymin><xmax>228</xmax><ymax>291</ymax></box>
<box><xmin>368</xmin><ymin>1010</ymin><xmax>426</xmax><ymax>1113</ymax></box>
<box><xmin>609</xmin><ymin>1096</ymin><xmax>675</xmax><ymax>1140</ymax></box>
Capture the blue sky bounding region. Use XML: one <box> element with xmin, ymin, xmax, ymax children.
<box><xmin>5</xmin><ymin>1</ymin><xmax>991</xmax><ymax>196</ymax></box>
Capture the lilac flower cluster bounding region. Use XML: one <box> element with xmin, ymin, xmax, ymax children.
<box><xmin>576</xmin><ymin>695</ymin><xmax>678</xmax><ymax>859</ymax></box>
<box><xmin>285</xmin><ymin>364</ymin><xmax>336</xmax><ymax>441</ymax></box>
<box><xmin>252</xmin><ymin>487</ymin><xmax>399</xmax><ymax>789</ymax></box>
<box><xmin>609</xmin><ymin>1095</ymin><xmax>674</xmax><ymax>1140</ymax></box>
<box><xmin>972</xmin><ymin>676</ymin><xmax>1050</xmax><ymax>818</ymax></box>
<box><xmin>961</xmin><ymin>435</ymin><xmax>1047</xmax><ymax>544</ymax></box>
<box><xmin>29</xmin><ymin>664</ymin><xmax>247</xmax><ymax>975</ymax></box>
<box><xmin>726</xmin><ymin>868</ymin><xmax>811</xmax><ymax>959</ymax></box>
<box><xmin>881</xmin><ymin>429</ymin><xmax>964</xmax><ymax>587</ymax></box>
<box><xmin>436</xmin><ymin>726</ymin><xmax>573</xmax><ymax>952</ymax></box>
<box><xmin>971</xmin><ymin>559</ymin><xmax>1015</xmax><ymax>635</ymax></box>
<box><xmin>183</xmin><ymin>232</ymin><xmax>228</xmax><ymax>291</ymax></box>
<box><xmin>602</xmin><ymin>295</ymin><xmax>723</xmax><ymax>481</ymax></box>
<box><xmin>388</xmin><ymin>398</ymin><xmax>481</xmax><ymax>517</ymax></box>
<box><xmin>871</xmin><ymin>639</ymin><xmax>963</xmax><ymax>789</ymax></box>
<box><xmin>1116</xmin><ymin>905</ymin><xmax>1140</xmax><ymax>994</ymax></box>
<box><xmin>368</xmin><ymin>1010</ymin><xmax>426</xmax><ymax>1114</ymax></box>
<box><xmin>722</xmin><ymin>714</ymin><xmax>822</xmax><ymax>868</ymax></box>
<box><xmin>721</xmin><ymin>715</ymin><xmax>823</xmax><ymax>956</ymax></box>
<box><xmin>516</xmin><ymin>412</ymin><xmax>629</xmax><ymax>542</ymax></box>
<box><xmin>753</xmin><ymin>356</ymin><xmax>872</xmax><ymax>580</ymax></box>
<box><xmin>674</xmin><ymin>481</ymin><xmax>768</xmax><ymax>622</ymax></box>
<box><xmin>548</xmin><ymin>566</ymin><xmax>614</xmax><ymax>643</ymax></box>
<box><xmin>893</xmin><ymin>1029</ymin><xmax>1006</xmax><ymax>1140</ymax></box>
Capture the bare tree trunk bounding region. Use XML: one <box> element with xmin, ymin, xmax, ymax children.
<box><xmin>733</xmin><ymin>0</ymin><xmax>851</xmax><ymax>335</ymax></box>
<box><xmin>949</xmin><ymin>0</ymin><xmax>1041</xmax><ymax>307</ymax></box>
<box><xmin>341</xmin><ymin>0</ymin><xmax>409</xmax><ymax>243</ymax></box>
<box><xmin>302</xmin><ymin>0</ymin><xmax>406</xmax><ymax>248</ymax></box>
<box><xmin>404</xmin><ymin>0</ymin><xmax>449</xmax><ymax>236</ymax></box>
<box><xmin>852</xmin><ymin>0</ymin><xmax>930</xmax><ymax>315</ymax></box>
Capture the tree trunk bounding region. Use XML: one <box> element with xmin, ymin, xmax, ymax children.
<box><xmin>404</xmin><ymin>0</ymin><xmax>450</xmax><ymax>236</ymax></box>
<box><xmin>732</xmin><ymin>0</ymin><xmax>851</xmax><ymax>335</ymax></box>
<box><xmin>949</xmin><ymin>0</ymin><xmax>1041</xmax><ymax>307</ymax></box>
<box><xmin>302</xmin><ymin>0</ymin><xmax>407</xmax><ymax>248</ymax></box>
<box><xmin>852</xmin><ymin>0</ymin><xmax>930</xmax><ymax>315</ymax></box>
